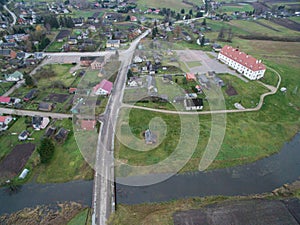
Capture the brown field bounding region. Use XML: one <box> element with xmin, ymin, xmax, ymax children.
<box><xmin>0</xmin><ymin>143</ymin><xmax>35</xmax><ymax>180</ymax></box>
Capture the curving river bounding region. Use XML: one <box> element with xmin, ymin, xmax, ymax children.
<box><xmin>0</xmin><ymin>133</ymin><xmax>299</xmax><ymax>214</ymax></box>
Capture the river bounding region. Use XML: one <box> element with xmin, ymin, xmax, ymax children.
<box><xmin>0</xmin><ymin>133</ymin><xmax>299</xmax><ymax>214</ymax></box>
<box><xmin>116</xmin><ymin>133</ymin><xmax>300</xmax><ymax>204</ymax></box>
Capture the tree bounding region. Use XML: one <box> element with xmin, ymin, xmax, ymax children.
<box><xmin>200</xmin><ymin>35</ymin><xmax>205</xmax><ymax>46</ymax></box>
<box><xmin>127</xmin><ymin>69</ymin><xmax>133</xmax><ymax>79</ymax></box>
<box><xmin>38</xmin><ymin>138</ymin><xmax>55</xmax><ymax>163</ymax></box>
<box><xmin>189</xmin><ymin>9</ymin><xmax>193</xmax><ymax>16</ymax></box>
<box><xmin>202</xmin><ymin>18</ymin><xmax>206</xmax><ymax>26</ymax></box>
<box><xmin>24</xmin><ymin>73</ymin><xmax>35</xmax><ymax>87</ymax></box>
<box><xmin>181</xmin><ymin>9</ymin><xmax>185</xmax><ymax>14</ymax></box>
<box><xmin>176</xmin><ymin>13</ymin><xmax>181</xmax><ymax>20</ymax></box>
<box><xmin>174</xmin><ymin>26</ymin><xmax>181</xmax><ymax>38</ymax></box>
<box><xmin>125</xmin><ymin>15</ymin><xmax>130</xmax><ymax>21</ymax></box>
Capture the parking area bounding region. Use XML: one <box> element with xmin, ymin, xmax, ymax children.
<box><xmin>177</xmin><ymin>50</ymin><xmax>240</xmax><ymax>75</ymax></box>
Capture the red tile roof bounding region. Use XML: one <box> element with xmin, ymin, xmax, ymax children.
<box><xmin>0</xmin><ymin>96</ymin><xmax>10</xmax><ymax>103</ymax></box>
<box><xmin>81</xmin><ymin>120</ymin><xmax>96</xmax><ymax>130</ymax></box>
<box><xmin>93</xmin><ymin>79</ymin><xmax>113</xmax><ymax>94</ymax></box>
<box><xmin>186</xmin><ymin>73</ymin><xmax>196</xmax><ymax>81</ymax></box>
<box><xmin>0</xmin><ymin>116</ymin><xmax>9</xmax><ymax>123</ymax></box>
<box><xmin>220</xmin><ymin>45</ymin><xmax>266</xmax><ymax>71</ymax></box>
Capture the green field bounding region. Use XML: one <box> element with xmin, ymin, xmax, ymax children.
<box><xmin>0</xmin><ymin>82</ymin><xmax>14</xmax><ymax>96</ymax></box>
<box><xmin>218</xmin><ymin>3</ymin><xmax>253</xmax><ymax>13</ymax></box>
<box><xmin>45</xmin><ymin>41</ymin><xmax>64</xmax><ymax>52</ymax></box>
<box><xmin>136</xmin><ymin>0</ymin><xmax>193</xmax><ymax>11</ymax></box>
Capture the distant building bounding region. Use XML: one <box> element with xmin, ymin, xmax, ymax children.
<box><xmin>90</xmin><ymin>56</ymin><xmax>105</xmax><ymax>70</ymax></box>
<box><xmin>38</xmin><ymin>102</ymin><xmax>53</xmax><ymax>112</ymax></box>
<box><xmin>184</xmin><ymin>98</ymin><xmax>203</xmax><ymax>110</ymax></box>
<box><xmin>18</xmin><ymin>130</ymin><xmax>29</xmax><ymax>141</ymax></box>
<box><xmin>106</xmin><ymin>39</ymin><xmax>120</xmax><ymax>49</ymax></box>
<box><xmin>5</xmin><ymin>71</ymin><xmax>23</xmax><ymax>82</ymax></box>
<box><xmin>185</xmin><ymin>73</ymin><xmax>196</xmax><ymax>81</ymax></box>
<box><xmin>218</xmin><ymin>45</ymin><xmax>266</xmax><ymax>80</ymax></box>
<box><xmin>93</xmin><ymin>79</ymin><xmax>113</xmax><ymax>95</ymax></box>
<box><xmin>144</xmin><ymin>129</ymin><xmax>156</xmax><ymax>144</ymax></box>
<box><xmin>54</xmin><ymin>128</ymin><xmax>69</xmax><ymax>143</ymax></box>
<box><xmin>80</xmin><ymin>120</ymin><xmax>96</xmax><ymax>131</ymax></box>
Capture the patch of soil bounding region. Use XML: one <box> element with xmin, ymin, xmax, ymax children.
<box><xmin>0</xmin><ymin>143</ymin><xmax>35</xmax><ymax>180</ymax></box>
<box><xmin>226</xmin><ymin>85</ymin><xmax>238</xmax><ymax>96</ymax></box>
<box><xmin>173</xmin><ymin>198</ymin><xmax>300</xmax><ymax>225</ymax></box>
<box><xmin>0</xmin><ymin>202</ymin><xmax>86</xmax><ymax>225</ymax></box>
<box><xmin>271</xmin><ymin>18</ymin><xmax>300</xmax><ymax>32</ymax></box>
<box><xmin>45</xmin><ymin>93</ymin><xmax>69</xmax><ymax>103</ymax></box>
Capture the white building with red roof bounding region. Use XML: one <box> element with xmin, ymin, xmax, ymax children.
<box><xmin>93</xmin><ymin>79</ymin><xmax>113</xmax><ymax>95</ymax></box>
<box><xmin>218</xmin><ymin>45</ymin><xmax>266</xmax><ymax>80</ymax></box>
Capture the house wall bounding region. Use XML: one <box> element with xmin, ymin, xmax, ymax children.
<box><xmin>218</xmin><ymin>53</ymin><xmax>266</xmax><ymax>80</ymax></box>
<box><xmin>95</xmin><ymin>88</ymin><xmax>108</xmax><ymax>95</ymax></box>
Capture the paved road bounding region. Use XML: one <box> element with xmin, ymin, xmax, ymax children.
<box><xmin>0</xmin><ymin>107</ymin><xmax>72</xmax><ymax>119</ymax></box>
<box><xmin>3</xmin><ymin>2</ymin><xmax>16</xmax><ymax>26</ymax></box>
<box><xmin>92</xmin><ymin>30</ymin><xmax>151</xmax><ymax>225</ymax></box>
<box><xmin>121</xmin><ymin>66</ymin><xmax>281</xmax><ymax>115</ymax></box>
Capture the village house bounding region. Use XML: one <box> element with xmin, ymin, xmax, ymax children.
<box><xmin>144</xmin><ymin>129</ymin><xmax>156</xmax><ymax>145</ymax></box>
<box><xmin>218</xmin><ymin>45</ymin><xmax>266</xmax><ymax>80</ymax></box>
<box><xmin>0</xmin><ymin>49</ymin><xmax>16</xmax><ymax>58</ymax></box>
<box><xmin>106</xmin><ymin>39</ymin><xmax>120</xmax><ymax>49</ymax></box>
<box><xmin>128</xmin><ymin>76</ymin><xmax>143</xmax><ymax>87</ymax></box>
<box><xmin>54</xmin><ymin>128</ymin><xmax>69</xmax><ymax>143</ymax></box>
<box><xmin>38</xmin><ymin>102</ymin><xmax>53</xmax><ymax>112</ymax></box>
<box><xmin>32</xmin><ymin>116</ymin><xmax>50</xmax><ymax>130</ymax></box>
<box><xmin>45</xmin><ymin>126</ymin><xmax>56</xmax><ymax>138</ymax></box>
<box><xmin>90</xmin><ymin>56</ymin><xmax>105</xmax><ymax>70</ymax></box>
<box><xmin>18</xmin><ymin>130</ymin><xmax>30</xmax><ymax>141</ymax></box>
<box><xmin>93</xmin><ymin>79</ymin><xmax>113</xmax><ymax>95</ymax></box>
<box><xmin>80</xmin><ymin>56</ymin><xmax>97</xmax><ymax>67</ymax></box>
<box><xmin>80</xmin><ymin>119</ymin><xmax>96</xmax><ymax>131</ymax></box>
<box><xmin>0</xmin><ymin>96</ymin><xmax>21</xmax><ymax>105</ymax></box>
<box><xmin>0</xmin><ymin>115</ymin><xmax>13</xmax><ymax>131</ymax></box>
<box><xmin>24</xmin><ymin>89</ymin><xmax>37</xmax><ymax>101</ymax></box>
<box><xmin>5</xmin><ymin>71</ymin><xmax>23</xmax><ymax>82</ymax></box>
<box><xmin>185</xmin><ymin>73</ymin><xmax>197</xmax><ymax>81</ymax></box>
<box><xmin>184</xmin><ymin>98</ymin><xmax>204</xmax><ymax>111</ymax></box>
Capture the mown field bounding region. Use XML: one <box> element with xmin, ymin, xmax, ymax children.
<box><xmin>136</xmin><ymin>0</ymin><xmax>193</xmax><ymax>11</ymax></box>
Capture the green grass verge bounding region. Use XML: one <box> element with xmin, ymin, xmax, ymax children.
<box><xmin>67</xmin><ymin>208</ymin><xmax>91</xmax><ymax>225</ymax></box>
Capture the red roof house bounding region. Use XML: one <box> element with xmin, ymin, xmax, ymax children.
<box><xmin>80</xmin><ymin>120</ymin><xmax>96</xmax><ymax>131</ymax></box>
<box><xmin>218</xmin><ymin>45</ymin><xmax>266</xmax><ymax>80</ymax></box>
<box><xmin>0</xmin><ymin>96</ymin><xmax>11</xmax><ymax>104</ymax></box>
<box><xmin>93</xmin><ymin>79</ymin><xmax>113</xmax><ymax>95</ymax></box>
<box><xmin>185</xmin><ymin>73</ymin><xmax>196</xmax><ymax>81</ymax></box>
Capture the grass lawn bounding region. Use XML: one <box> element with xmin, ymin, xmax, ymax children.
<box><xmin>32</xmin><ymin>119</ymin><xmax>94</xmax><ymax>183</ymax></box>
<box><xmin>0</xmin><ymin>82</ymin><xmax>14</xmax><ymax>95</ymax></box>
<box><xmin>219</xmin><ymin>74</ymin><xmax>269</xmax><ymax>109</ymax></box>
<box><xmin>186</xmin><ymin>61</ymin><xmax>202</xmax><ymax>68</ymax></box>
<box><xmin>67</xmin><ymin>208</ymin><xmax>91</xmax><ymax>225</ymax></box>
<box><xmin>45</xmin><ymin>41</ymin><xmax>64</xmax><ymax>52</ymax></box>
<box><xmin>218</xmin><ymin>3</ymin><xmax>253</xmax><ymax>13</ymax></box>
<box><xmin>289</xmin><ymin>17</ymin><xmax>300</xmax><ymax>23</ymax></box>
<box><xmin>136</xmin><ymin>0</ymin><xmax>193</xmax><ymax>11</ymax></box>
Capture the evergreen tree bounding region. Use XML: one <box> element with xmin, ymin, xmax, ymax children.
<box><xmin>202</xmin><ymin>18</ymin><xmax>206</xmax><ymax>26</ymax></box>
<box><xmin>38</xmin><ymin>138</ymin><xmax>55</xmax><ymax>163</ymax></box>
<box><xmin>181</xmin><ymin>9</ymin><xmax>185</xmax><ymax>14</ymax></box>
<box><xmin>24</xmin><ymin>73</ymin><xmax>35</xmax><ymax>87</ymax></box>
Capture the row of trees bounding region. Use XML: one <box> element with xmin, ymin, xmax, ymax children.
<box><xmin>43</xmin><ymin>15</ymin><xmax>75</xmax><ymax>30</ymax></box>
